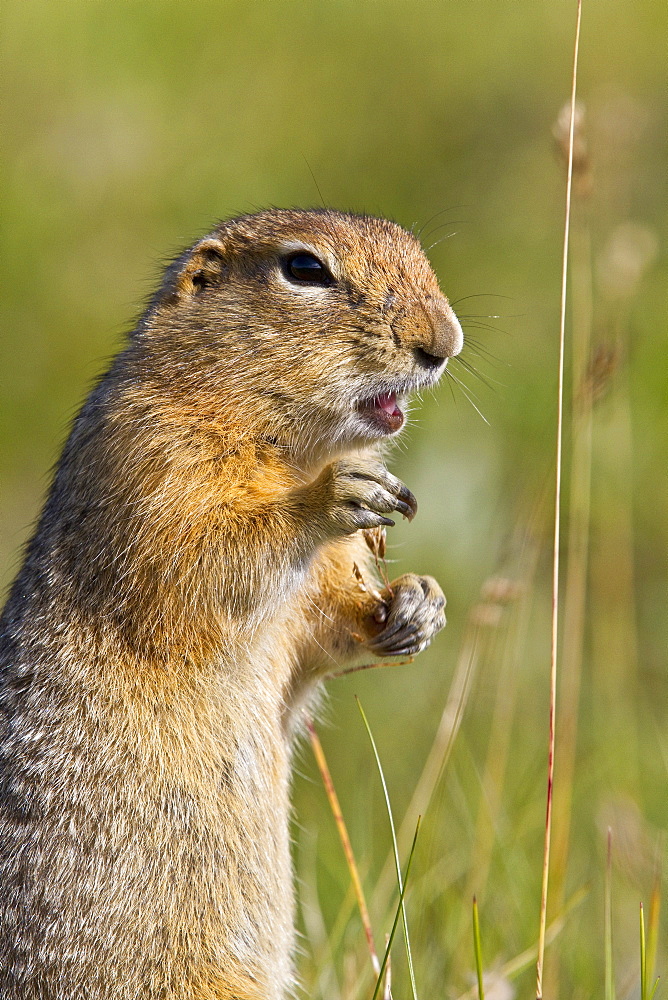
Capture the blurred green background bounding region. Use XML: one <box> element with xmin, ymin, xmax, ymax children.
<box><xmin>2</xmin><ymin>1</ymin><xmax>666</xmax><ymax>996</ymax></box>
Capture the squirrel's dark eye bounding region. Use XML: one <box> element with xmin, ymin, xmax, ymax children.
<box><xmin>283</xmin><ymin>253</ymin><xmax>332</xmax><ymax>286</ymax></box>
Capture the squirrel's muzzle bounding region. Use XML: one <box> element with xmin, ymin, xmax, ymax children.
<box><xmin>394</xmin><ymin>296</ymin><xmax>464</xmax><ymax>364</ymax></box>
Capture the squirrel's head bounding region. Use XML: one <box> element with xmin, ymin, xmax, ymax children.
<box><xmin>141</xmin><ymin>209</ymin><xmax>463</xmax><ymax>460</ymax></box>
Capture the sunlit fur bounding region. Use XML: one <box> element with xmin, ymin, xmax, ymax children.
<box><xmin>0</xmin><ymin>209</ymin><xmax>462</xmax><ymax>999</ymax></box>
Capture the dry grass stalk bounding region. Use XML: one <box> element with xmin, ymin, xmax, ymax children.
<box><xmin>545</xmin><ymin>91</ymin><xmax>594</xmax><ymax>998</ymax></box>
<box><xmin>535</xmin><ymin>2</ymin><xmax>583</xmax><ymax>996</ymax></box>
<box><xmin>646</xmin><ymin>872</ymin><xmax>662</xmax><ymax>999</ymax></box>
<box><xmin>305</xmin><ymin>716</ymin><xmax>382</xmax><ymax>981</ymax></box>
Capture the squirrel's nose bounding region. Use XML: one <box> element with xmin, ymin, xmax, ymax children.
<box><xmin>425</xmin><ymin>299</ymin><xmax>464</xmax><ymax>360</ymax></box>
<box><xmin>392</xmin><ymin>295</ymin><xmax>464</xmax><ymax>363</ymax></box>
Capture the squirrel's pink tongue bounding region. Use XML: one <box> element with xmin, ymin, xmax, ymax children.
<box><xmin>376</xmin><ymin>392</ymin><xmax>400</xmax><ymax>416</ymax></box>
<box><xmin>357</xmin><ymin>391</ymin><xmax>404</xmax><ymax>434</ymax></box>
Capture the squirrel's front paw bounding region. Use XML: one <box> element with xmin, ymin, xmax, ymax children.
<box><xmin>312</xmin><ymin>459</ymin><xmax>417</xmax><ymax>537</ymax></box>
<box><xmin>364</xmin><ymin>573</ymin><xmax>446</xmax><ymax>657</ymax></box>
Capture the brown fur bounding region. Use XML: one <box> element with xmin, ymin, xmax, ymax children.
<box><xmin>0</xmin><ymin>209</ymin><xmax>462</xmax><ymax>998</ymax></box>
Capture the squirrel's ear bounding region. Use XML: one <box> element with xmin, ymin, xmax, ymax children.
<box><xmin>172</xmin><ymin>238</ymin><xmax>228</xmax><ymax>301</ymax></box>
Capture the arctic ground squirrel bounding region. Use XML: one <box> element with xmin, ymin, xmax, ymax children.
<box><xmin>0</xmin><ymin>208</ymin><xmax>463</xmax><ymax>999</ymax></box>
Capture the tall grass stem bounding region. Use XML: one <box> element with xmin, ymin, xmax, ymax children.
<box><xmin>547</xmin><ymin>182</ymin><xmax>594</xmax><ymax>996</ymax></box>
<box><xmin>535</xmin><ymin>1</ymin><xmax>583</xmax><ymax>996</ymax></box>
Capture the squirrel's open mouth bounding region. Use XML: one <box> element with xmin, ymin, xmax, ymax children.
<box><xmin>356</xmin><ymin>392</ymin><xmax>405</xmax><ymax>434</ymax></box>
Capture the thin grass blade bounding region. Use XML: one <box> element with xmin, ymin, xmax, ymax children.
<box><xmin>371</xmin><ymin>817</ymin><xmax>421</xmax><ymax>1000</ymax></box>
<box><xmin>473</xmin><ymin>896</ymin><xmax>485</xmax><ymax>1000</ymax></box>
<box><xmin>605</xmin><ymin>828</ymin><xmax>615</xmax><ymax>1000</ymax></box>
<box><xmin>357</xmin><ymin>697</ymin><xmax>418</xmax><ymax>1000</ymax></box>
<box><xmin>640</xmin><ymin>902</ymin><xmax>647</xmax><ymax>1000</ymax></box>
